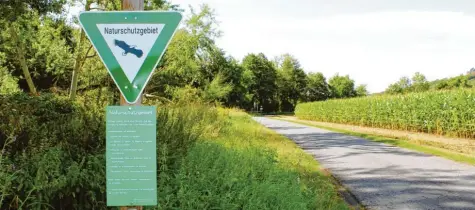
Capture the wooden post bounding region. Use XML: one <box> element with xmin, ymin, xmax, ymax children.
<box><xmin>120</xmin><ymin>2</ymin><xmax>143</xmax><ymax>210</ymax></box>
<box><xmin>120</xmin><ymin>0</ymin><xmax>144</xmax><ymax>107</ymax></box>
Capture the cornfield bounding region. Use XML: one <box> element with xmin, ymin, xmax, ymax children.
<box><xmin>295</xmin><ymin>89</ymin><xmax>475</xmax><ymax>139</ymax></box>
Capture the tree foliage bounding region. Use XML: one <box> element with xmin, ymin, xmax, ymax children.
<box><xmin>303</xmin><ymin>72</ymin><xmax>330</xmax><ymax>102</ymax></box>
<box><xmin>0</xmin><ymin>53</ymin><xmax>20</xmax><ymax>94</ymax></box>
<box><xmin>242</xmin><ymin>53</ymin><xmax>278</xmax><ymax>112</ymax></box>
<box><xmin>275</xmin><ymin>54</ymin><xmax>307</xmax><ymax>112</ymax></box>
<box><xmin>355</xmin><ymin>84</ymin><xmax>368</xmax><ymax>97</ymax></box>
<box><xmin>411</xmin><ymin>72</ymin><xmax>430</xmax><ymax>92</ymax></box>
<box><xmin>328</xmin><ymin>74</ymin><xmax>356</xmax><ymax>98</ymax></box>
<box><xmin>0</xmin><ymin>0</ymin><xmax>67</xmax><ymax>21</ymax></box>
<box><xmin>0</xmin><ymin>1</ymin><xmax>367</xmax><ymax>113</ymax></box>
<box><xmin>386</xmin><ymin>71</ymin><xmax>474</xmax><ymax>95</ymax></box>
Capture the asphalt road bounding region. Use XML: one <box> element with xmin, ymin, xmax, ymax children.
<box><xmin>253</xmin><ymin>117</ymin><xmax>475</xmax><ymax>210</ymax></box>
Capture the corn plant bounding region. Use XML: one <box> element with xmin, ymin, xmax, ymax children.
<box><xmin>295</xmin><ymin>89</ymin><xmax>475</xmax><ymax>139</ymax></box>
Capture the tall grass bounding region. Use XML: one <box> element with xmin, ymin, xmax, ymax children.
<box><xmin>155</xmin><ymin>107</ymin><xmax>348</xmax><ymax>209</ymax></box>
<box><xmin>295</xmin><ymin>89</ymin><xmax>475</xmax><ymax>139</ymax></box>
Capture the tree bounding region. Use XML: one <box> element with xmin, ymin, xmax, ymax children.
<box><xmin>386</xmin><ymin>83</ymin><xmax>403</xmax><ymax>94</ymax></box>
<box><xmin>356</xmin><ymin>84</ymin><xmax>369</xmax><ymax>97</ymax></box>
<box><xmin>0</xmin><ymin>0</ymin><xmax>68</xmax><ymax>95</ymax></box>
<box><xmin>275</xmin><ymin>54</ymin><xmax>307</xmax><ymax>112</ymax></box>
<box><xmin>202</xmin><ymin>73</ymin><xmax>232</xmax><ymax>103</ymax></box>
<box><xmin>398</xmin><ymin>76</ymin><xmax>412</xmax><ymax>90</ymax></box>
<box><xmin>144</xmin><ymin>0</ymin><xmax>178</xmax><ymax>11</ymax></box>
<box><xmin>221</xmin><ymin>57</ymin><xmax>253</xmax><ymax>109</ymax></box>
<box><xmin>146</xmin><ymin>4</ymin><xmax>219</xmax><ymax>99</ymax></box>
<box><xmin>187</xmin><ymin>4</ymin><xmax>221</xmax><ymax>62</ymax></box>
<box><xmin>303</xmin><ymin>72</ymin><xmax>330</xmax><ymax>102</ymax></box>
<box><xmin>144</xmin><ymin>4</ymin><xmax>254</xmax><ymax>107</ymax></box>
<box><xmin>385</xmin><ymin>76</ymin><xmax>411</xmax><ymax>94</ymax></box>
<box><xmin>411</xmin><ymin>72</ymin><xmax>429</xmax><ymax>92</ymax></box>
<box><xmin>447</xmin><ymin>75</ymin><xmax>470</xmax><ymax>89</ymax></box>
<box><xmin>197</xmin><ymin>45</ymin><xmax>251</xmax><ymax>107</ymax></box>
<box><xmin>0</xmin><ymin>0</ymin><xmax>66</xmax><ymax>19</ymax></box>
<box><xmin>69</xmin><ymin>0</ymin><xmax>92</xmax><ymax>100</ymax></box>
<box><xmin>149</xmin><ymin>29</ymin><xmax>200</xmax><ymax>96</ymax></box>
<box><xmin>328</xmin><ymin>74</ymin><xmax>356</xmax><ymax>98</ymax></box>
<box><xmin>242</xmin><ymin>53</ymin><xmax>278</xmax><ymax>112</ymax></box>
<box><xmin>434</xmin><ymin>80</ymin><xmax>449</xmax><ymax>90</ymax></box>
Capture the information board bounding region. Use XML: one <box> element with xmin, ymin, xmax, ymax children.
<box><xmin>106</xmin><ymin>106</ymin><xmax>157</xmax><ymax>206</ymax></box>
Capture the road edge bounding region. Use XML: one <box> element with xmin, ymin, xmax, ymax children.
<box><xmin>272</xmin><ymin>116</ymin><xmax>475</xmax><ymax>166</ymax></box>
<box><xmin>253</xmin><ymin>117</ymin><xmax>366</xmax><ymax>210</ymax></box>
<box><xmin>320</xmin><ymin>168</ymin><xmax>366</xmax><ymax>210</ymax></box>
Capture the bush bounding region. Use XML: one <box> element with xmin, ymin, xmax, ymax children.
<box><xmin>0</xmin><ymin>93</ymin><xmax>106</xmax><ymax>209</ymax></box>
<box><xmin>295</xmin><ymin>89</ymin><xmax>475</xmax><ymax>139</ymax></box>
<box><xmin>0</xmin><ymin>94</ymin><xmax>224</xmax><ymax>209</ymax></box>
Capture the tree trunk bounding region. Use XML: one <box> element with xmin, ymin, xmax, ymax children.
<box><xmin>69</xmin><ymin>1</ymin><xmax>91</xmax><ymax>100</ymax></box>
<box><xmin>9</xmin><ymin>25</ymin><xmax>37</xmax><ymax>95</ymax></box>
<box><xmin>68</xmin><ymin>30</ymin><xmax>85</xmax><ymax>100</ymax></box>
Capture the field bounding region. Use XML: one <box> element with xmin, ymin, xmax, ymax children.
<box><xmin>295</xmin><ymin>89</ymin><xmax>475</xmax><ymax>139</ymax></box>
<box><xmin>0</xmin><ymin>94</ymin><xmax>348</xmax><ymax>210</ymax></box>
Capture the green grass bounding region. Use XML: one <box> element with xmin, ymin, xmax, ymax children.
<box><xmin>273</xmin><ymin>117</ymin><xmax>475</xmax><ymax>166</ymax></box>
<box><xmin>161</xmin><ymin>109</ymin><xmax>350</xmax><ymax>210</ymax></box>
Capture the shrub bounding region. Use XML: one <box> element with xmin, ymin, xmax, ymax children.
<box><xmin>0</xmin><ymin>93</ymin><xmax>106</xmax><ymax>209</ymax></box>
<box><xmin>0</xmin><ymin>94</ymin><xmax>224</xmax><ymax>209</ymax></box>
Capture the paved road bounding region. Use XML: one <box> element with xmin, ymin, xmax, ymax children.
<box><xmin>253</xmin><ymin>117</ymin><xmax>475</xmax><ymax>210</ymax></box>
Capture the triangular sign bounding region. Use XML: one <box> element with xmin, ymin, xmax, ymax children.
<box><xmin>79</xmin><ymin>11</ymin><xmax>182</xmax><ymax>104</ymax></box>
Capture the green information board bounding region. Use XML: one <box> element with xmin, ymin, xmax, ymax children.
<box><xmin>106</xmin><ymin>106</ymin><xmax>157</xmax><ymax>206</ymax></box>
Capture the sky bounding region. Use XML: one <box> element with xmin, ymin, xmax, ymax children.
<box><xmin>69</xmin><ymin>0</ymin><xmax>475</xmax><ymax>93</ymax></box>
<box><xmin>171</xmin><ymin>0</ymin><xmax>475</xmax><ymax>93</ymax></box>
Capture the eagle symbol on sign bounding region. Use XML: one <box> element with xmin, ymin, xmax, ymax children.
<box><xmin>113</xmin><ymin>39</ymin><xmax>144</xmax><ymax>58</ymax></box>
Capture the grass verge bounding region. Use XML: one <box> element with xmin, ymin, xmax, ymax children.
<box><xmin>272</xmin><ymin>117</ymin><xmax>475</xmax><ymax>166</ymax></box>
<box><xmin>161</xmin><ymin>109</ymin><xmax>352</xmax><ymax>210</ymax></box>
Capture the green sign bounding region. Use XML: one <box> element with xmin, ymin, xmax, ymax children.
<box><xmin>79</xmin><ymin>11</ymin><xmax>182</xmax><ymax>104</ymax></box>
<box><xmin>106</xmin><ymin>106</ymin><xmax>157</xmax><ymax>206</ymax></box>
